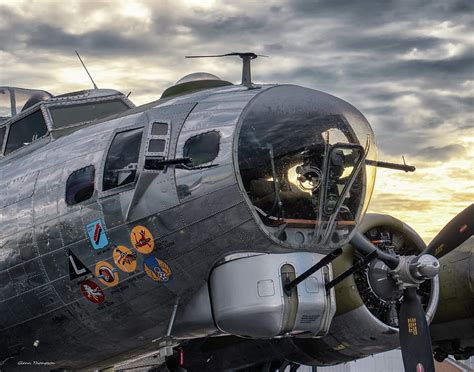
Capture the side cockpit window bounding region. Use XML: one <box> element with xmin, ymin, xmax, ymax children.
<box><xmin>66</xmin><ymin>165</ymin><xmax>95</xmax><ymax>205</ymax></box>
<box><xmin>103</xmin><ymin>129</ymin><xmax>143</xmax><ymax>191</ymax></box>
<box><xmin>49</xmin><ymin>100</ymin><xmax>130</xmax><ymax>129</ymax></box>
<box><xmin>183</xmin><ymin>131</ymin><xmax>220</xmax><ymax>167</ymax></box>
<box><xmin>5</xmin><ymin>110</ymin><xmax>48</xmax><ymax>155</ymax></box>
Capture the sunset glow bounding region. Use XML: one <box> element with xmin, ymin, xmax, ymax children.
<box><xmin>1</xmin><ymin>0</ymin><xmax>472</xmax><ymax>243</ymax></box>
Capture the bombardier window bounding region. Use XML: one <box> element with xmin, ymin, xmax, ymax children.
<box><xmin>103</xmin><ymin>129</ymin><xmax>143</xmax><ymax>191</ymax></box>
<box><xmin>183</xmin><ymin>131</ymin><xmax>220</xmax><ymax>167</ymax></box>
<box><xmin>66</xmin><ymin>166</ymin><xmax>95</xmax><ymax>205</ymax></box>
<box><xmin>238</xmin><ymin>112</ymin><xmax>364</xmax><ymax>225</ymax></box>
<box><xmin>5</xmin><ymin>110</ymin><xmax>48</xmax><ymax>155</ymax></box>
<box><xmin>49</xmin><ymin>100</ymin><xmax>129</xmax><ymax>129</ymax></box>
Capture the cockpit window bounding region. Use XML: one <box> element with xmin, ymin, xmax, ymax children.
<box><xmin>103</xmin><ymin>128</ymin><xmax>143</xmax><ymax>191</ymax></box>
<box><xmin>183</xmin><ymin>131</ymin><xmax>220</xmax><ymax>167</ymax></box>
<box><xmin>66</xmin><ymin>165</ymin><xmax>95</xmax><ymax>205</ymax></box>
<box><xmin>5</xmin><ymin>110</ymin><xmax>48</xmax><ymax>155</ymax></box>
<box><xmin>49</xmin><ymin>100</ymin><xmax>129</xmax><ymax>129</ymax></box>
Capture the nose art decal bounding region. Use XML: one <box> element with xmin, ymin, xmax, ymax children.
<box><xmin>86</xmin><ymin>219</ymin><xmax>109</xmax><ymax>250</ymax></box>
<box><xmin>130</xmin><ymin>225</ymin><xmax>155</xmax><ymax>254</ymax></box>
<box><xmin>95</xmin><ymin>261</ymin><xmax>119</xmax><ymax>287</ymax></box>
<box><xmin>113</xmin><ymin>245</ymin><xmax>137</xmax><ymax>273</ymax></box>
<box><xmin>143</xmin><ymin>256</ymin><xmax>172</xmax><ymax>282</ymax></box>
<box><xmin>80</xmin><ymin>280</ymin><xmax>105</xmax><ymax>304</ymax></box>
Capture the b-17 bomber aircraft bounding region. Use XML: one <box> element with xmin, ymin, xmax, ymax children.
<box><xmin>0</xmin><ymin>53</ymin><xmax>472</xmax><ymax>372</ymax></box>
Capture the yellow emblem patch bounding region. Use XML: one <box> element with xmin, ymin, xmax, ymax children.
<box><xmin>113</xmin><ymin>245</ymin><xmax>137</xmax><ymax>273</ymax></box>
<box><xmin>130</xmin><ymin>225</ymin><xmax>155</xmax><ymax>254</ymax></box>
<box><xmin>95</xmin><ymin>261</ymin><xmax>119</xmax><ymax>287</ymax></box>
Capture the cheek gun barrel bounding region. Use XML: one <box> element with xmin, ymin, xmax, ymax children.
<box><xmin>365</xmin><ymin>159</ymin><xmax>415</xmax><ymax>172</ymax></box>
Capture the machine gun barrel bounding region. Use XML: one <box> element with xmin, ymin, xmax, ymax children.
<box><xmin>145</xmin><ymin>157</ymin><xmax>192</xmax><ymax>170</ymax></box>
<box><xmin>325</xmin><ymin>250</ymin><xmax>378</xmax><ymax>291</ymax></box>
<box><xmin>284</xmin><ymin>248</ymin><xmax>343</xmax><ymax>293</ymax></box>
<box><xmin>365</xmin><ymin>159</ymin><xmax>415</xmax><ymax>172</ymax></box>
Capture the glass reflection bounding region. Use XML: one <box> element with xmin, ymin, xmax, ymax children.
<box><xmin>237</xmin><ymin>86</ymin><xmax>377</xmax><ymax>249</ymax></box>
<box><xmin>239</xmin><ymin>114</ymin><xmax>364</xmax><ymax>224</ymax></box>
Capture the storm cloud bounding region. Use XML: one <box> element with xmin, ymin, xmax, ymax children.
<box><xmin>0</xmin><ymin>0</ymin><xmax>472</xmax><ymax>240</ymax></box>
<box><xmin>414</xmin><ymin>144</ymin><xmax>467</xmax><ymax>161</ymax></box>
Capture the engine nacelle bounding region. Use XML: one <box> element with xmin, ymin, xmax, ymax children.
<box><xmin>281</xmin><ymin>213</ymin><xmax>440</xmax><ymax>365</ymax></box>
<box><xmin>174</xmin><ymin>214</ymin><xmax>440</xmax><ymax>369</ymax></box>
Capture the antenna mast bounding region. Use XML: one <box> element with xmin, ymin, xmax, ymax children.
<box><xmin>185</xmin><ymin>52</ymin><xmax>267</xmax><ymax>87</ymax></box>
<box><xmin>75</xmin><ymin>50</ymin><xmax>98</xmax><ymax>89</ymax></box>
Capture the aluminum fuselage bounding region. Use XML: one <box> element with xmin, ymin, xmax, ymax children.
<box><xmin>0</xmin><ymin>84</ymin><xmax>296</xmax><ymax>369</ymax></box>
<box><xmin>0</xmin><ymin>82</ymin><xmax>386</xmax><ymax>370</ymax></box>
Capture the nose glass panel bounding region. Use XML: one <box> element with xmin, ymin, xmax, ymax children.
<box><xmin>237</xmin><ymin>86</ymin><xmax>376</xmax><ymax>249</ymax></box>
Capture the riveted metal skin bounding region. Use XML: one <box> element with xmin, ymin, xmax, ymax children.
<box><xmin>0</xmin><ymin>83</ymin><xmax>376</xmax><ymax>370</ymax></box>
<box><xmin>0</xmin><ymin>84</ymin><xmax>270</xmax><ymax>369</ymax></box>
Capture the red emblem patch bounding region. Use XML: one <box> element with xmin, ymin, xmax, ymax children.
<box><xmin>80</xmin><ymin>280</ymin><xmax>105</xmax><ymax>304</ymax></box>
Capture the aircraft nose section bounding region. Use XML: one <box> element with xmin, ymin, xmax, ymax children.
<box><xmin>236</xmin><ymin>85</ymin><xmax>377</xmax><ymax>250</ymax></box>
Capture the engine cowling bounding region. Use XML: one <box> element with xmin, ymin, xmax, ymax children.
<box><xmin>280</xmin><ymin>213</ymin><xmax>440</xmax><ymax>365</ymax></box>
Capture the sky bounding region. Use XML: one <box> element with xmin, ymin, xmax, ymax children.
<box><xmin>0</xmin><ymin>0</ymin><xmax>472</xmax><ymax>242</ymax></box>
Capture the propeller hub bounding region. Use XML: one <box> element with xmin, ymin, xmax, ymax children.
<box><xmin>410</xmin><ymin>254</ymin><xmax>440</xmax><ymax>280</ymax></box>
<box><xmin>389</xmin><ymin>255</ymin><xmax>440</xmax><ymax>290</ymax></box>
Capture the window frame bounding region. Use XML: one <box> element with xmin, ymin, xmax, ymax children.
<box><xmin>65</xmin><ymin>164</ymin><xmax>96</xmax><ymax>206</ymax></box>
<box><xmin>3</xmin><ymin>106</ymin><xmax>51</xmax><ymax>156</ymax></box>
<box><xmin>145</xmin><ymin>120</ymin><xmax>171</xmax><ymax>157</ymax></box>
<box><xmin>182</xmin><ymin>130</ymin><xmax>221</xmax><ymax>168</ymax></box>
<box><xmin>45</xmin><ymin>97</ymin><xmax>132</xmax><ymax>131</ymax></box>
<box><xmin>142</xmin><ymin>119</ymin><xmax>173</xmax><ymax>174</ymax></box>
<box><xmin>98</xmin><ymin>124</ymin><xmax>145</xmax><ymax>197</ymax></box>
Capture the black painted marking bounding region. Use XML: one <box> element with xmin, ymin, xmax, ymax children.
<box><xmin>68</xmin><ymin>249</ymin><xmax>92</xmax><ymax>280</ymax></box>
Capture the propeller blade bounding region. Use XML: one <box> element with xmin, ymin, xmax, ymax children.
<box><xmin>424</xmin><ymin>204</ymin><xmax>474</xmax><ymax>259</ymax></box>
<box><xmin>399</xmin><ymin>287</ymin><xmax>435</xmax><ymax>372</ymax></box>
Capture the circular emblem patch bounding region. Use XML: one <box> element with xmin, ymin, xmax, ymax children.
<box><xmin>113</xmin><ymin>245</ymin><xmax>137</xmax><ymax>273</ymax></box>
<box><xmin>80</xmin><ymin>280</ymin><xmax>105</xmax><ymax>304</ymax></box>
<box><xmin>130</xmin><ymin>225</ymin><xmax>155</xmax><ymax>254</ymax></box>
<box><xmin>143</xmin><ymin>256</ymin><xmax>172</xmax><ymax>282</ymax></box>
<box><xmin>95</xmin><ymin>261</ymin><xmax>119</xmax><ymax>287</ymax></box>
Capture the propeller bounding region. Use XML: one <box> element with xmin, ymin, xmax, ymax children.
<box><xmin>398</xmin><ymin>287</ymin><xmax>435</xmax><ymax>372</ymax></box>
<box><xmin>350</xmin><ymin>204</ymin><xmax>473</xmax><ymax>372</ymax></box>
<box><xmin>422</xmin><ymin>203</ymin><xmax>473</xmax><ymax>259</ymax></box>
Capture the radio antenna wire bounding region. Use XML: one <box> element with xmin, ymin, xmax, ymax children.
<box><xmin>75</xmin><ymin>50</ymin><xmax>98</xmax><ymax>89</ymax></box>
